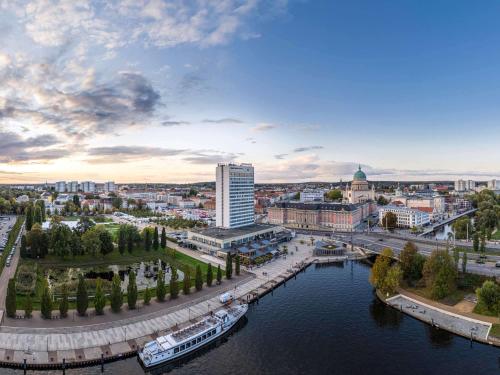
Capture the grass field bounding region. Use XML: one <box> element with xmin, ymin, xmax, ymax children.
<box><xmin>490</xmin><ymin>324</ymin><xmax>500</xmax><ymax>338</ymax></box>
<box><xmin>492</xmin><ymin>229</ymin><xmax>500</xmax><ymax>241</ymax></box>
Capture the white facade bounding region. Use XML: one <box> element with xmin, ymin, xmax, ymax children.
<box><xmin>81</xmin><ymin>181</ymin><xmax>96</xmax><ymax>193</ymax></box>
<box><xmin>104</xmin><ymin>181</ymin><xmax>116</xmax><ymax>192</ymax></box>
<box><xmin>55</xmin><ymin>181</ymin><xmax>66</xmax><ymax>193</ymax></box>
<box><xmin>488</xmin><ymin>179</ymin><xmax>498</xmax><ymax>190</ymax></box>
<box><xmin>379</xmin><ymin>206</ymin><xmax>430</xmax><ymax>228</ymax></box>
<box><xmin>300</xmin><ymin>189</ymin><xmax>325</xmax><ymax>202</ymax></box>
<box><xmin>68</xmin><ymin>181</ymin><xmax>79</xmax><ymax>193</ymax></box>
<box><xmin>216</xmin><ymin>163</ymin><xmax>255</xmax><ymax>229</ymax></box>
<box><xmin>455</xmin><ymin>179</ymin><xmax>475</xmax><ymax>192</ymax></box>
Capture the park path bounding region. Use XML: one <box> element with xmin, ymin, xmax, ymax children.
<box><xmin>0</xmin><ymin>218</ymin><xmax>23</xmax><ymax>310</ymax></box>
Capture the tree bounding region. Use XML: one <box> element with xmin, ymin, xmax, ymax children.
<box><xmin>325</xmin><ymin>189</ymin><xmax>343</xmax><ymax>201</ymax></box>
<box><xmin>462</xmin><ymin>251</ymin><xmax>468</xmax><ymax>274</ymax></box>
<box><xmin>235</xmin><ymin>255</ymin><xmax>241</xmax><ymax>276</ymax></box>
<box><xmin>40</xmin><ymin>280</ymin><xmax>53</xmax><ymax>319</ymax></box>
<box><xmin>452</xmin><ymin>216</ymin><xmax>472</xmax><ymax>240</ymax></box>
<box><xmin>153</xmin><ymin>227</ymin><xmax>159</xmax><ymax>250</ymax></box>
<box><xmin>70</xmin><ymin>231</ymin><xmax>82</xmax><ymax>257</ymax></box>
<box><xmin>25</xmin><ymin>204</ymin><xmax>34</xmax><ymax>231</ymax></box>
<box><xmin>156</xmin><ymin>269</ymin><xmax>166</xmax><ymax>302</ymax></box>
<box><xmin>82</xmin><ymin>227</ymin><xmax>101</xmax><ymax>256</ymax></box>
<box><xmin>20</xmin><ymin>234</ymin><xmax>27</xmax><ymax>258</ymax></box>
<box><xmin>111</xmin><ymin>197</ymin><xmax>123</xmax><ymax>210</ymax></box>
<box><xmin>6</xmin><ymin>279</ymin><xmax>16</xmax><ymax>318</ymax></box>
<box><xmin>381</xmin><ymin>212</ymin><xmax>397</xmax><ymax>230</ymax></box>
<box><xmin>59</xmin><ymin>284</ymin><xmax>69</xmax><ymax>318</ymax></box>
<box><xmin>127</xmin><ymin>271</ymin><xmax>138</xmax><ymax>310</ymax></box>
<box><xmin>76</xmin><ymin>275</ymin><xmax>88</xmax><ymax>316</ymax></box>
<box><xmin>170</xmin><ymin>266</ymin><xmax>179</xmax><ymax>299</ymax></box>
<box><xmin>24</xmin><ymin>295</ymin><xmax>33</xmax><ymax>318</ymax></box>
<box><xmin>382</xmin><ymin>265</ymin><xmax>403</xmax><ymax>295</ymax></box>
<box><xmin>118</xmin><ymin>227</ymin><xmax>126</xmax><ymax>255</ymax></box>
<box><xmin>144</xmin><ymin>228</ymin><xmax>152</xmax><ymax>252</ymax></box>
<box><xmin>473</xmin><ymin>232</ymin><xmax>479</xmax><ymax>252</ymax></box>
<box><xmin>476</xmin><ymin>280</ymin><xmax>500</xmax><ymax>314</ymax></box>
<box><xmin>99</xmin><ymin>229</ymin><xmax>114</xmax><ymax>256</ymax></box>
<box><xmin>377</xmin><ymin>196</ymin><xmax>389</xmax><ymax>206</ymax></box>
<box><xmin>183</xmin><ymin>268</ymin><xmax>191</xmax><ymax>295</ymax></box>
<box><xmin>453</xmin><ymin>248</ymin><xmax>460</xmax><ymax>270</ymax></box>
<box><xmin>480</xmin><ymin>233</ymin><xmax>486</xmax><ymax>254</ymax></box>
<box><xmin>399</xmin><ymin>242</ymin><xmax>424</xmax><ymax>282</ymax></box>
<box><xmin>144</xmin><ymin>287</ymin><xmax>151</xmax><ymax>305</ymax></box>
<box><xmin>422</xmin><ymin>250</ymin><xmax>457</xmax><ymax>300</ymax></box>
<box><xmin>110</xmin><ymin>274</ymin><xmax>123</xmax><ymax>313</ymax></box>
<box><xmin>93</xmin><ymin>278</ymin><xmax>106</xmax><ymax>315</ymax></box>
<box><xmin>217</xmin><ymin>265</ymin><xmax>222</xmax><ymax>284</ymax></box>
<box><xmin>34</xmin><ymin>205</ymin><xmax>43</xmax><ymax>225</ymax></box>
<box><xmin>73</xmin><ymin>194</ymin><xmax>80</xmax><ymax>208</ymax></box>
<box><xmin>195</xmin><ymin>265</ymin><xmax>203</xmax><ymax>291</ymax></box>
<box><xmin>369</xmin><ymin>248</ymin><xmax>393</xmax><ymax>290</ymax></box>
<box><xmin>226</xmin><ymin>253</ymin><xmax>233</xmax><ymax>279</ymax></box>
<box><xmin>206</xmin><ymin>263</ymin><xmax>213</xmax><ymax>287</ymax></box>
<box><xmin>160</xmin><ymin>227</ymin><xmax>166</xmax><ymax>249</ymax></box>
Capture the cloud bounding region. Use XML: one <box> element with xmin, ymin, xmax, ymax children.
<box><xmin>183</xmin><ymin>151</ymin><xmax>240</xmax><ymax>165</ymax></box>
<box><xmin>0</xmin><ymin>131</ymin><xmax>69</xmax><ymax>163</ymax></box>
<box><xmin>293</xmin><ymin>146</ymin><xmax>324</xmax><ymax>153</ymax></box>
<box><xmin>251</xmin><ymin>123</ymin><xmax>277</xmax><ymax>132</ymax></box>
<box><xmin>160</xmin><ymin>120</ymin><xmax>191</xmax><ymax>127</ymax></box>
<box><xmin>274</xmin><ymin>154</ymin><xmax>288</xmax><ymax>160</ymax></box>
<box><xmin>86</xmin><ymin>145</ymin><xmax>186</xmax><ymax>164</ymax></box>
<box><xmin>246</xmin><ymin>137</ymin><xmax>257</xmax><ymax>144</ymax></box>
<box><xmin>0</xmin><ymin>57</ymin><xmax>161</xmax><ymax>139</ymax></box>
<box><xmin>202</xmin><ymin>118</ymin><xmax>244</xmax><ymax>124</ymax></box>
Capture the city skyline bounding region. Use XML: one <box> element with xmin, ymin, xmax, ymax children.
<box><xmin>1</xmin><ymin>0</ymin><xmax>500</xmax><ymax>183</ymax></box>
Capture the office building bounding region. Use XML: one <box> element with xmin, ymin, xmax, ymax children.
<box><xmin>216</xmin><ymin>163</ymin><xmax>255</xmax><ymax>229</ymax></box>
<box><xmin>55</xmin><ymin>181</ymin><xmax>66</xmax><ymax>193</ymax></box>
<box><xmin>104</xmin><ymin>181</ymin><xmax>116</xmax><ymax>193</ymax></box>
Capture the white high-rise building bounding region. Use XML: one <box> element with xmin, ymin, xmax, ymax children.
<box><xmin>68</xmin><ymin>181</ymin><xmax>79</xmax><ymax>193</ymax></box>
<box><xmin>104</xmin><ymin>181</ymin><xmax>116</xmax><ymax>192</ymax></box>
<box><xmin>216</xmin><ymin>163</ymin><xmax>255</xmax><ymax>229</ymax></box>
<box><xmin>454</xmin><ymin>179</ymin><xmax>467</xmax><ymax>192</ymax></box>
<box><xmin>488</xmin><ymin>179</ymin><xmax>498</xmax><ymax>190</ymax></box>
<box><xmin>81</xmin><ymin>181</ymin><xmax>96</xmax><ymax>193</ymax></box>
<box><xmin>55</xmin><ymin>181</ymin><xmax>66</xmax><ymax>193</ymax></box>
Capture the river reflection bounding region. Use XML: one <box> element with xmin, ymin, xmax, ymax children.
<box><xmin>7</xmin><ymin>261</ymin><xmax>500</xmax><ymax>375</ymax></box>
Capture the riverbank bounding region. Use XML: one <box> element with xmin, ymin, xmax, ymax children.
<box><xmin>378</xmin><ymin>288</ymin><xmax>500</xmax><ymax>347</ymax></box>
<box><xmin>0</xmin><ymin>234</ymin><xmax>340</xmax><ymax>370</ymax></box>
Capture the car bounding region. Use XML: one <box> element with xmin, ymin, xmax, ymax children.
<box><xmin>495</xmin><ymin>262</ymin><xmax>500</xmax><ymax>268</ymax></box>
<box><xmin>476</xmin><ymin>259</ymin><xmax>485</xmax><ymax>264</ymax></box>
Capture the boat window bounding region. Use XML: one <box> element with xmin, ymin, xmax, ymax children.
<box><xmin>212</xmin><ymin>329</ymin><xmax>216</xmax><ymax>335</ymax></box>
<box><xmin>197</xmin><ymin>337</ymin><xmax>201</xmax><ymax>343</ymax></box>
<box><xmin>174</xmin><ymin>347</ymin><xmax>179</xmax><ymax>354</ymax></box>
<box><xmin>191</xmin><ymin>340</ymin><xmax>196</xmax><ymax>346</ymax></box>
<box><xmin>180</xmin><ymin>345</ymin><xmax>185</xmax><ymax>350</ymax></box>
<box><xmin>207</xmin><ymin>332</ymin><xmax>211</xmax><ymax>337</ymax></box>
<box><xmin>202</xmin><ymin>334</ymin><xmax>207</xmax><ymax>340</ymax></box>
<box><xmin>186</xmin><ymin>342</ymin><xmax>191</xmax><ymax>348</ymax></box>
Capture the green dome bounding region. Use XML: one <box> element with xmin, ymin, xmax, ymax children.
<box><xmin>353</xmin><ymin>165</ymin><xmax>367</xmax><ymax>181</ymax></box>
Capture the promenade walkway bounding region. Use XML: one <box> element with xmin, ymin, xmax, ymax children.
<box><xmin>386</xmin><ymin>294</ymin><xmax>492</xmax><ymax>342</ymax></box>
<box><xmin>0</xmin><ymin>234</ymin><xmax>317</xmax><ymax>367</ymax></box>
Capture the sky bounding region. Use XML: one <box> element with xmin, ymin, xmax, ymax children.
<box><xmin>0</xmin><ymin>0</ymin><xmax>499</xmax><ymax>184</ymax></box>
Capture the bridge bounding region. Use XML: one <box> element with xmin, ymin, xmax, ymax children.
<box><xmin>419</xmin><ymin>209</ymin><xmax>477</xmax><ymax>237</ymax></box>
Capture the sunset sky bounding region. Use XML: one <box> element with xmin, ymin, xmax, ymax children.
<box><xmin>1</xmin><ymin>0</ymin><xmax>499</xmax><ymax>183</ymax></box>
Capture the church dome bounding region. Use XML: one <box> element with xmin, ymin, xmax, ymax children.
<box><xmin>353</xmin><ymin>165</ymin><xmax>367</xmax><ymax>181</ymax></box>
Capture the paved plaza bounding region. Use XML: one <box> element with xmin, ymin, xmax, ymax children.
<box><xmin>387</xmin><ymin>295</ymin><xmax>492</xmax><ymax>341</ymax></box>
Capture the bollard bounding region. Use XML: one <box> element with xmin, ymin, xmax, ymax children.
<box><xmin>101</xmin><ymin>353</ymin><xmax>104</xmax><ymax>373</ymax></box>
<box><xmin>23</xmin><ymin>358</ymin><xmax>27</xmax><ymax>375</ymax></box>
<box><xmin>62</xmin><ymin>358</ymin><xmax>66</xmax><ymax>375</ymax></box>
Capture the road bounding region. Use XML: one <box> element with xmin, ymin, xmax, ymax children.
<box><xmin>0</xmin><ymin>216</ymin><xmax>23</xmax><ymax>309</ymax></box>
<box><xmin>333</xmin><ymin>232</ymin><xmax>500</xmax><ymax>277</ymax></box>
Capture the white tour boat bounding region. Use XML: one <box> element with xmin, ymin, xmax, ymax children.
<box><xmin>139</xmin><ymin>303</ymin><xmax>248</xmax><ymax>368</ymax></box>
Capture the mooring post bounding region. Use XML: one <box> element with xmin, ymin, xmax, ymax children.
<box><xmin>62</xmin><ymin>358</ymin><xmax>66</xmax><ymax>375</ymax></box>
<box><xmin>101</xmin><ymin>353</ymin><xmax>104</xmax><ymax>373</ymax></box>
<box><xmin>23</xmin><ymin>358</ymin><xmax>27</xmax><ymax>374</ymax></box>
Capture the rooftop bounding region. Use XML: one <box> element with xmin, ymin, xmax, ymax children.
<box><xmin>189</xmin><ymin>223</ymin><xmax>277</xmax><ymax>239</ymax></box>
<box><xmin>272</xmin><ymin>202</ymin><xmax>362</xmax><ymax>211</ymax></box>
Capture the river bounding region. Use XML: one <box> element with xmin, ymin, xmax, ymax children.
<box><xmin>6</xmin><ymin>261</ymin><xmax>500</xmax><ymax>375</ymax></box>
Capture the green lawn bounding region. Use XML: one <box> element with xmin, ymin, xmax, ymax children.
<box><xmin>492</xmin><ymin>230</ymin><xmax>500</xmax><ymax>241</ymax></box>
<box><xmin>490</xmin><ymin>324</ymin><xmax>500</xmax><ymax>338</ymax></box>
